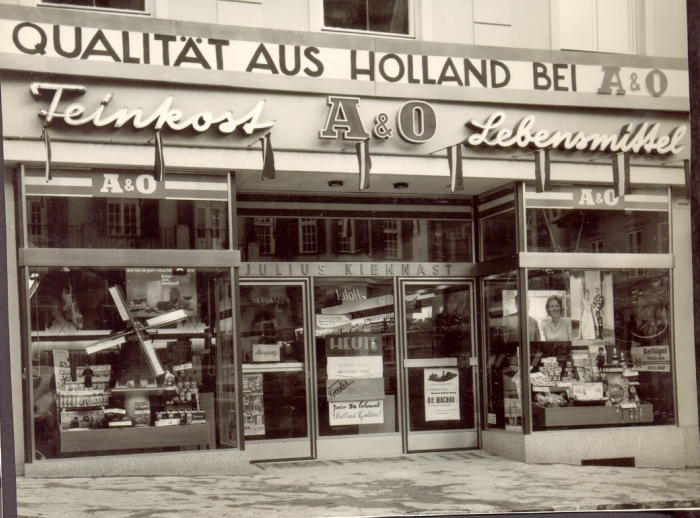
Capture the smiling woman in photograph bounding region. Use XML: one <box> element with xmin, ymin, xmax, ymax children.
<box><xmin>540</xmin><ymin>295</ymin><xmax>573</xmax><ymax>342</ymax></box>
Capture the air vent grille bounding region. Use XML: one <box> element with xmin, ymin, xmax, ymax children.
<box><xmin>582</xmin><ymin>457</ymin><xmax>636</xmax><ymax>467</ymax></box>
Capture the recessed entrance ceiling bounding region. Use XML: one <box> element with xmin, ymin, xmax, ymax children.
<box><xmin>234</xmin><ymin>169</ymin><xmax>509</xmax><ymax>197</ymax></box>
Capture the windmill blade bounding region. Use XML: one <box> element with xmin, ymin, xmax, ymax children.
<box><xmin>109</xmin><ymin>285</ymin><xmax>131</xmax><ymax>322</ymax></box>
<box><xmin>145</xmin><ymin>309</ymin><xmax>188</xmax><ymax>329</ymax></box>
<box><xmin>132</xmin><ymin>325</ymin><xmax>165</xmax><ymax>377</ymax></box>
<box><xmin>85</xmin><ymin>335</ymin><xmax>127</xmax><ymax>355</ymax></box>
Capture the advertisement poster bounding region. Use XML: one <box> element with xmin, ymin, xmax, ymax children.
<box><xmin>325</xmin><ymin>333</ymin><xmax>385</xmax><ymax>426</ymax></box>
<box><xmin>630</xmin><ymin>345</ymin><xmax>671</xmax><ymax>372</ymax></box>
<box><xmin>125</xmin><ymin>268</ymin><xmax>200</xmax><ymax>331</ymax></box>
<box><xmin>60</xmin><ymin>409</ymin><xmax>104</xmax><ymax>430</ymax></box>
<box><xmin>424</xmin><ymin>368</ymin><xmax>460</xmax><ymax>421</ymax></box>
<box><xmin>329</xmin><ymin>400</ymin><xmax>384</xmax><ymax>426</ymax></box>
<box><xmin>325</xmin><ymin>334</ymin><xmax>384</xmax><ymax>379</ymax></box>
<box><xmin>52</xmin><ymin>349</ymin><xmax>71</xmax><ymax>391</ymax></box>
<box><xmin>243</xmin><ymin>373</ymin><xmax>265</xmax><ymax>436</ymax></box>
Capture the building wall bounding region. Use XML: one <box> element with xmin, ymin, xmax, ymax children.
<box><xmin>0</xmin><ymin>0</ymin><xmax>693</xmax><ymax>472</ymax></box>
<box><xmin>0</xmin><ymin>0</ymin><xmax>688</xmax><ymax>58</ymax></box>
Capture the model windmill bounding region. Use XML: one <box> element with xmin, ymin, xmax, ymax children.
<box><xmin>84</xmin><ymin>286</ymin><xmax>188</xmax><ymax>377</ymax></box>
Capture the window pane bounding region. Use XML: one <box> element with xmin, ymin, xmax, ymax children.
<box><xmin>324</xmin><ymin>0</ymin><xmax>409</xmax><ymax>35</ymax></box>
<box><xmin>26</xmin><ymin>196</ymin><xmax>228</xmax><ymax>250</ymax></box>
<box><xmin>239</xmin><ymin>285</ymin><xmax>307</xmax><ymax>440</ymax></box>
<box><xmin>314</xmin><ymin>278</ymin><xmax>397</xmax><ymax>436</ymax></box>
<box><xmin>324</xmin><ymin>0</ymin><xmax>368</xmax><ymax>30</ymax></box>
<box><xmin>42</xmin><ymin>0</ymin><xmax>146</xmax><ymax>10</ymax></box>
<box><xmin>527</xmin><ymin>209</ymin><xmax>668</xmax><ymax>253</ymax></box>
<box><xmin>528</xmin><ymin>269</ymin><xmax>673</xmax><ymax>431</ymax></box>
<box><xmin>483</xmin><ymin>272</ymin><xmax>523</xmax><ymax>431</ymax></box>
<box><xmin>480</xmin><ymin>209</ymin><xmax>517</xmax><ymax>261</ymax></box>
<box><xmin>238</xmin><ymin>217</ymin><xmax>472</xmax><ymax>262</ymax></box>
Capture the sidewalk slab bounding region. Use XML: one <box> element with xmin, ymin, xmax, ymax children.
<box><xmin>15</xmin><ymin>451</ymin><xmax>700</xmax><ymax>517</ymax></box>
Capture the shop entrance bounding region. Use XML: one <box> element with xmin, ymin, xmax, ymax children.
<box><xmin>400</xmin><ymin>281</ymin><xmax>478</xmax><ymax>451</ymax></box>
<box><xmin>240</xmin><ymin>275</ymin><xmax>479</xmax><ymax>461</ymax></box>
<box><xmin>239</xmin><ymin>281</ymin><xmax>314</xmax><ymax>461</ymax></box>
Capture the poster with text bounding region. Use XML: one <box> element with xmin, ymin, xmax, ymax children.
<box><xmin>126</xmin><ymin>268</ymin><xmax>200</xmax><ymax>330</ymax></box>
<box><xmin>243</xmin><ymin>373</ymin><xmax>265</xmax><ymax>436</ymax></box>
<box><xmin>329</xmin><ymin>400</ymin><xmax>384</xmax><ymax>426</ymax></box>
<box><xmin>424</xmin><ymin>368</ymin><xmax>460</xmax><ymax>421</ymax></box>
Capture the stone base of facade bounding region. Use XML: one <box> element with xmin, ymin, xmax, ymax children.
<box><xmin>22</xmin><ymin>449</ymin><xmax>259</xmax><ymax>478</ymax></box>
<box><xmin>483</xmin><ymin>426</ymin><xmax>696</xmax><ymax>469</ymax></box>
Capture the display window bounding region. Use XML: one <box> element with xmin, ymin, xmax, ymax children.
<box><xmin>29</xmin><ymin>266</ymin><xmax>234</xmax><ymax>459</ymax></box>
<box><xmin>527</xmin><ymin>268</ymin><xmax>673</xmax><ymax>430</ymax></box>
<box><xmin>314</xmin><ymin>278</ymin><xmax>398</xmax><ymax>436</ymax></box>
<box><xmin>483</xmin><ymin>272</ymin><xmax>523</xmax><ymax>431</ymax></box>
<box><xmin>525</xmin><ymin>187</ymin><xmax>670</xmax><ymax>254</ymax></box>
<box><xmin>23</xmin><ymin>169</ymin><xmax>229</xmax><ymax>250</ymax></box>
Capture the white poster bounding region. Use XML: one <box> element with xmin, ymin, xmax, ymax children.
<box><xmin>329</xmin><ymin>400</ymin><xmax>384</xmax><ymax>426</ymax></box>
<box><xmin>252</xmin><ymin>343</ymin><xmax>281</xmax><ymax>362</ymax></box>
<box><xmin>424</xmin><ymin>368</ymin><xmax>460</xmax><ymax>422</ymax></box>
<box><xmin>327</xmin><ymin>356</ymin><xmax>383</xmax><ymax>379</ymax></box>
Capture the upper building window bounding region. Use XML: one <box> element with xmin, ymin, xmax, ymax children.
<box><xmin>41</xmin><ymin>0</ymin><xmax>146</xmax><ymax>12</ymax></box>
<box><xmin>323</xmin><ymin>0</ymin><xmax>410</xmax><ymax>35</ymax></box>
<box><xmin>558</xmin><ymin>0</ymin><xmax>639</xmax><ymax>54</ymax></box>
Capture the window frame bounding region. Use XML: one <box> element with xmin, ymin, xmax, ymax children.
<box><xmin>320</xmin><ymin>0</ymin><xmax>415</xmax><ymax>39</ymax></box>
<box><xmin>555</xmin><ymin>0</ymin><xmax>641</xmax><ymax>55</ymax></box>
<box><xmin>39</xmin><ymin>0</ymin><xmax>150</xmax><ymax>15</ymax></box>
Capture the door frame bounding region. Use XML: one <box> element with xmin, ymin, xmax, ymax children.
<box><xmin>397</xmin><ymin>278</ymin><xmax>480</xmax><ymax>453</ymax></box>
<box><xmin>238</xmin><ymin>278</ymin><xmax>316</xmax><ymax>461</ymax></box>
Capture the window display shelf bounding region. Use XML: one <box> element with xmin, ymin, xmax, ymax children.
<box><xmin>532</xmin><ymin>403</ymin><xmax>653</xmax><ymax>428</ymax></box>
<box><xmin>59</xmin><ymin>423</ymin><xmax>212</xmax><ymax>453</ymax></box>
<box><xmin>58</xmin><ymin>392</ymin><xmax>216</xmax><ymax>453</ymax></box>
<box><xmin>111</xmin><ymin>387</ymin><xmax>177</xmax><ymax>394</ymax></box>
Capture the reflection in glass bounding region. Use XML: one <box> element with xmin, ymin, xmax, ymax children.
<box><xmin>239</xmin><ymin>285</ymin><xmax>308</xmax><ymax>440</ymax></box>
<box><xmin>238</xmin><ymin>217</ymin><xmax>472</xmax><ymax>263</ymax></box>
<box><xmin>528</xmin><ymin>268</ymin><xmax>673</xmax><ymax>431</ymax></box>
<box><xmin>483</xmin><ymin>273</ymin><xmax>522</xmax><ymax>431</ymax></box>
<box><xmin>480</xmin><ymin>209</ymin><xmax>517</xmax><ymax>261</ymax></box>
<box><xmin>27</xmin><ymin>196</ymin><xmax>228</xmax><ymax>250</ymax></box>
<box><xmin>314</xmin><ymin>278</ymin><xmax>397</xmax><ymax>436</ymax></box>
<box><xmin>323</xmin><ymin>0</ymin><xmax>409</xmax><ymax>34</ymax></box>
<box><xmin>404</xmin><ymin>283</ymin><xmax>475</xmax><ymax>431</ymax></box>
<box><xmin>526</xmin><ymin>209</ymin><xmax>669</xmax><ymax>253</ymax></box>
<box><xmin>29</xmin><ymin>267</ymin><xmax>229</xmax><ymax>459</ymax></box>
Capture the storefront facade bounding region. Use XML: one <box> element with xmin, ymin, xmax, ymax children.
<box><xmin>0</xmin><ymin>1</ymin><xmax>697</xmax><ymax>475</ymax></box>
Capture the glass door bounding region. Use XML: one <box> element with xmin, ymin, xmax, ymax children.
<box><xmin>400</xmin><ymin>280</ymin><xmax>478</xmax><ymax>452</ymax></box>
<box><xmin>239</xmin><ymin>281</ymin><xmax>312</xmax><ymax>461</ymax></box>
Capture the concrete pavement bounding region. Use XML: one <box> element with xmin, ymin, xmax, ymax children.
<box><xmin>14</xmin><ymin>450</ymin><xmax>700</xmax><ymax>517</ymax></box>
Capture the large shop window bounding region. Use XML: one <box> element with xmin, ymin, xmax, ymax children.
<box><xmin>314</xmin><ymin>278</ymin><xmax>398</xmax><ymax>436</ymax></box>
<box><xmin>525</xmin><ymin>187</ymin><xmax>669</xmax><ymax>253</ymax></box>
<box><xmin>527</xmin><ymin>268</ymin><xmax>673</xmax><ymax>431</ymax></box>
<box><xmin>29</xmin><ymin>267</ymin><xmax>235</xmax><ymax>459</ymax></box>
<box><xmin>23</xmin><ymin>170</ymin><xmax>228</xmax><ymax>250</ymax></box>
<box><xmin>323</xmin><ymin>0</ymin><xmax>410</xmax><ymax>35</ymax></box>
